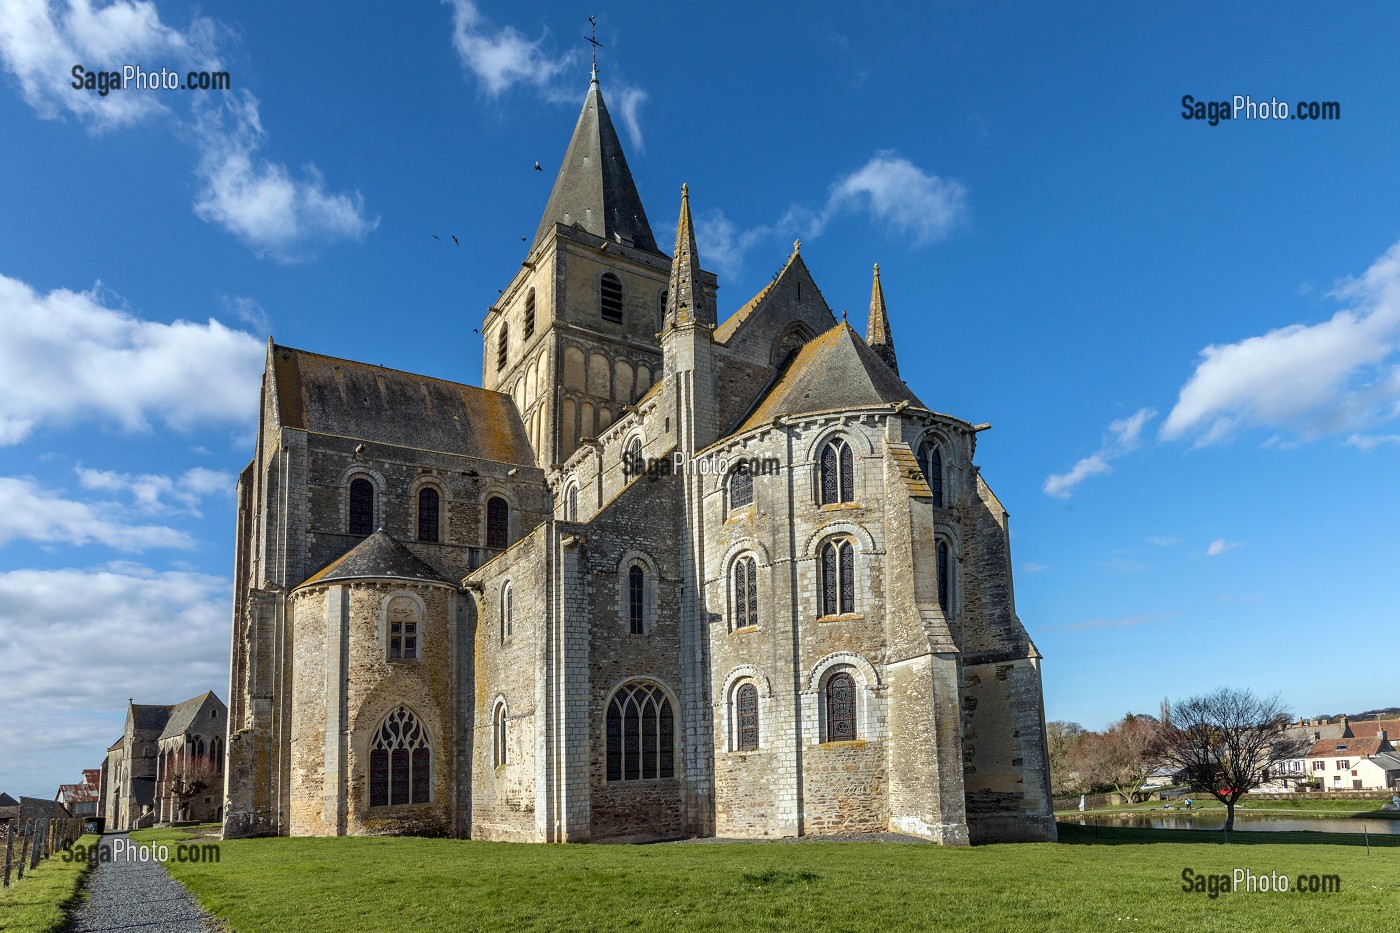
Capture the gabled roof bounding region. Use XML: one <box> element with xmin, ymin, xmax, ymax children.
<box><xmin>299</xmin><ymin>529</ymin><xmax>450</xmax><ymax>588</ymax></box>
<box><xmin>269</xmin><ymin>344</ymin><xmax>535</xmax><ymax>465</ymax></box>
<box><xmin>1367</xmin><ymin>752</ymin><xmax>1400</xmax><ymax>771</ymax></box>
<box><xmin>159</xmin><ymin>691</ymin><xmax>224</xmax><ymax>741</ymax></box>
<box><xmin>1346</xmin><ymin>718</ymin><xmax>1400</xmax><ymax>739</ymax></box>
<box><xmin>530</xmin><ymin>75</ymin><xmax>660</xmax><ymax>256</ymax></box>
<box><xmin>0</xmin><ymin>792</ymin><xmax>17</xmax><ymax>807</ymax></box>
<box><xmin>735</xmin><ymin>322</ymin><xmax>925</xmax><ymax>433</ymax></box>
<box><xmin>714</xmin><ymin>250</ymin><xmax>833</xmax><ymax>344</ymax></box>
<box><xmin>129</xmin><ymin>704</ymin><xmax>172</xmax><ymax>735</ymax></box>
<box><xmin>1305</xmin><ymin>735</ymin><xmax>1393</xmax><ymax>758</ymax></box>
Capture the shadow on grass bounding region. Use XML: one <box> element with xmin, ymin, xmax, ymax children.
<box><xmin>1056</xmin><ymin>821</ymin><xmax>1400</xmax><ymax>847</ymax></box>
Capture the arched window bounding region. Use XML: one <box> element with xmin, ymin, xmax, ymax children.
<box><xmin>658</xmin><ymin>289</ymin><xmax>668</xmax><ymax>329</ymax></box>
<box><xmin>736</xmin><ymin>683</ymin><xmax>759</xmax><ymax>751</ymax></box>
<box><xmin>523</xmin><ymin>289</ymin><xmax>536</xmax><ymax>340</ymax></box>
<box><xmin>501</xmin><ymin>582</ymin><xmax>513</xmax><ymax>641</ymax></box>
<box><xmin>369</xmin><ymin>706</ymin><xmax>431</xmax><ymax>806</ymax></box>
<box><xmin>937</xmin><ymin>540</ymin><xmax>951</xmax><ymax>614</ymax></box>
<box><xmin>600</xmin><ymin>272</ymin><xmax>624</xmax><ymax>323</ymax></box>
<box><xmin>606</xmin><ymin>682</ymin><xmax>675</xmax><ymax>781</ymax></box>
<box><xmin>496</xmin><ymin>324</ymin><xmax>509</xmax><ymax>372</ymax></box>
<box><xmin>820</xmin><ymin>539</ymin><xmax>855</xmax><ymax>616</ymax></box>
<box><xmin>628</xmin><ymin>564</ymin><xmax>646</xmax><ymax>634</ymax></box>
<box><xmin>417</xmin><ymin>487</ymin><xmax>440</xmax><ymax>542</ymax></box>
<box><xmin>916</xmin><ymin>441</ymin><xmax>944</xmax><ymax>508</ymax></box>
<box><xmin>565</xmin><ymin>483</ymin><xmax>579</xmax><ymax>521</ymax></box>
<box><xmin>486</xmin><ymin>496</ymin><xmax>509</xmax><ymax>549</ymax></box>
<box><xmin>819</xmin><ymin>438</ymin><xmax>854</xmax><ymax>504</ymax></box>
<box><xmin>624</xmin><ymin>436</ymin><xmax>643</xmax><ymax>476</ymax></box>
<box><xmin>388</xmin><ymin>597</ymin><xmax>420</xmax><ymax>660</ymax></box>
<box><xmin>732</xmin><ymin>556</ymin><xmax>758</xmax><ymax>630</ymax></box>
<box><xmin>729</xmin><ymin>465</ymin><xmax>753</xmax><ymax>510</ymax></box>
<box><xmin>825</xmin><ymin>672</ymin><xmax>857</xmax><ymax>742</ymax></box>
<box><xmin>210</xmin><ymin>736</ymin><xmax>224</xmax><ymax>772</ymax></box>
<box><xmin>349</xmin><ymin>478</ymin><xmax>374</xmax><ymax>536</ymax></box>
<box><xmin>493</xmin><ymin>702</ymin><xmax>508</xmax><ymax>767</ymax></box>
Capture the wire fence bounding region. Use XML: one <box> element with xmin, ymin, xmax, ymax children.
<box><xmin>1057</xmin><ymin>817</ymin><xmax>1400</xmax><ymax>850</ymax></box>
<box><xmin>2</xmin><ymin>816</ymin><xmax>86</xmax><ymax>887</ymax></box>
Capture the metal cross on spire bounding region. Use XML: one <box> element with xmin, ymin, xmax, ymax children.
<box><xmin>585</xmin><ymin>15</ymin><xmax>603</xmax><ymax>82</ymax></box>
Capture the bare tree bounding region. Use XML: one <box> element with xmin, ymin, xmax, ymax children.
<box><xmin>166</xmin><ymin>755</ymin><xmax>221</xmax><ymax>822</ymax></box>
<box><xmin>1046</xmin><ymin>721</ymin><xmax>1088</xmax><ymax>794</ymax></box>
<box><xmin>1073</xmin><ymin>714</ymin><xmax>1163</xmax><ymax>804</ymax></box>
<box><xmin>1159</xmin><ymin>687</ymin><xmax>1306</xmax><ymax>830</ymax></box>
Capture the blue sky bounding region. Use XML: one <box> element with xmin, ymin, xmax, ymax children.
<box><xmin>1</xmin><ymin>1</ymin><xmax>1397</xmax><ymax>795</ymax></box>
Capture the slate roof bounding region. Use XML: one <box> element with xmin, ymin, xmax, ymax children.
<box><xmin>129</xmin><ymin>704</ymin><xmax>173</xmax><ymax>735</ymax></box>
<box><xmin>714</xmin><ymin>250</ymin><xmax>804</xmax><ymax>344</ymax></box>
<box><xmin>1366</xmin><ymin>752</ymin><xmax>1400</xmax><ymax>771</ymax></box>
<box><xmin>270</xmin><ymin>344</ymin><xmax>536</xmax><ymax>465</ymax></box>
<box><xmin>159</xmin><ymin>692</ymin><xmax>223</xmax><ymax>741</ymax></box>
<box><xmin>0</xmin><ymin>792</ymin><xmax>17</xmax><ymax>807</ymax></box>
<box><xmin>299</xmin><ymin>529</ymin><xmax>450</xmax><ymax>588</ymax></box>
<box><xmin>530</xmin><ymin>75</ymin><xmax>661</xmax><ymax>256</ymax></box>
<box><xmin>736</xmin><ymin>323</ymin><xmax>925</xmax><ymax>433</ymax></box>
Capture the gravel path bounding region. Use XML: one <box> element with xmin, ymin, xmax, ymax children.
<box><xmin>67</xmin><ymin>833</ymin><xmax>219</xmax><ymax>933</ymax></box>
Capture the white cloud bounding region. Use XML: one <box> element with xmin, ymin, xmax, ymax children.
<box><xmin>0</xmin><ymin>2</ymin><xmax>374</xmax><ymax>260</ymax></box>
<box><xmin>812</xmin><ymin>154</ymin><xmax>968</xmax><ymax>244</ymax></box>
<box><xmin>0</xmin><ymin>272</ymin><xmax>264</xmax><ymax>444</ymax></box>
<box><xmin>191</xmin><ymin>92</ymin><xmax>378</xmax><ymax>263</ymax></box>
<box><xmin>694</xmin><ymin>210</ymin><xmax>774</xmax><ymax>281</ymax></box>
<box><xmin>1346</xmin><ymin>433</ymin><xmax>1400</xmax><ymax>452</ymax></box>
<box><xmin>1206</xmin><ymin>538</ymin><xmax>1243</xmax><ymax>557</ymax></box>
<box><xmin>1043</xmin><ymin>407</ymin><xmax>1156</xmax><ymax>498</ymax></box>
<box><xmin>1021</xmin><ymin>562</ymin><xmax>1049</xmax><ymax>573</ymax></box>
<box><xmin>1145</xmin><ymin>535</ymin><xmax>1182</xmax><ymax>547</ymax></box>
<box><xmin>221</xmin><ymin>295</ymin><xmax>271</xmax><ymax>335</ymax></box>
<box><xmin>0</xmin><ymin>476</ymin><xmax>190</xmax><ymax>549</ymax></box>
<box><xmin>613</xmin><ymin>83</ymin><xmax>647</xmax><ymax>153</ymax></box>
<box><xmin>1050</xmin><ymin>611</ymin><xmax>1179</xmax><ymax>634</ymax></box>
<box><xmin>444</xmin><ymin>0</ymin><xmax>576</xmax><ymax>98</ymax></box>
<box><xmin>1162</xmin><ymin>239</ymin><xmax>1400</xmax><ymax>445</ymax></box>
<box><xmin>76</xmin><ymin>465</ymin><xmax>231</xmax><ymax>514</ymax></box>
<box><xmin>0</xmin><ymin>0</ymin><xmax>219</xmax><ymax>132</ymax></box>
<box><xmin>0</xmin><ymin>564</ymin><xmax>229</xmax><ymax>795</ymax></box>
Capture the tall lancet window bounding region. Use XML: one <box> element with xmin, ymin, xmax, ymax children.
<box><xmin>628</xmin><ymin>564</ymin><xmax>646</xmax><ymax>634</ymax></box>
<box><xmin>369</xmin><ymin>706</ymin><xmax>431</xmax><ymax>806</ymax></box>
<box><xmin>523</xmin><ymin>288</ymin><xmax>536</xmax><ymax>340</ymax></box>
<box><xmin>486</xmin><ymin>496</ymin><xmax>509</xmax><ymax>549</ymax></box>
<box><xmin>732</xmin><ymin>556</ymin><xmax>758</xmax><ymax>630</ymax></box>
<box><xmin>917</xmin><ymin>441</ymin><xmax>944</xmax><ymax>508</ymax></box>
<box><xmin>417</xmin><ymin>487</ymin><xmax>440</xmax><ymax>542</ymax></box>
<box><xmin>820</xmin><ymin>539</ymin><xmax>855</xmax><ymax>616</ymax></box>
<box><xmin>937</xmin><ymin>540</ymin><xmax>951</xmax><ymax>614</ymax></box>
<box><xmin>825</xmin><ymin>672</ymin><xmax>857</xmax><ymax>742</ymax></box>
<box><xmin>819</xmin><ymin>438</ymin><xmax>854</xmax><ymax>504</ymax></box>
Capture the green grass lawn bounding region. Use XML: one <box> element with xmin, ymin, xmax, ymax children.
<box><xmin>128</xmin><ymin>826</ymin><xmax>1400</xmax><ymax>932</ymax></box>
<box><xmin>0</xmin><ymin>834</ymin><xmax>99</xmax><ymax>933</ymax></box>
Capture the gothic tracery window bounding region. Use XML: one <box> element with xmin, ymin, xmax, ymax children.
<box><xmin>819</xmin><ymin>438</ymin><xmax>854</xmax><ymax>504</ymax></box>
<box><xmin>736</xmin><ymin>683</ymin><xmax>759</xmax><ymax>752</ymax></box>
<box><xmin>732</xmin><ymin>556</ymin><xmax>758</xmax><ymax>629</ymax></box>
<box><xmin>820</xmin><ymin>539</ymin><xmax>855</xmax><ymax>616</ymax></box>
<box><xmin>606</xmin><ymin>682</ymin><xmax>675</xmax><ymax>781</ymax></box>
<box><xmin>369</xmin><ymin>706</ymin><xmax>431</xmax><ymax>806</ymax></box>
<box><xmin>825</xmin><ymin>672</ymin><xmax>857</xmax><ymax>742</ymax></box>
<box><xmin>916</xmin><ymin>441</ymin><xmax>944</xmax><ymax>508</ymax></box>
<box><xmin>348</xmin><ymin>478</ymin><xmax>374</xmax><ymax>536</ymax></box>
<box><xmin>417</xmin><ymin>487</ymin><xmax>440</xmax><ymax>542</ymax></box>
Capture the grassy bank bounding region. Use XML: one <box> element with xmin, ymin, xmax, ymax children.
<box><xmin>1057</xmin><ymin>797</ymin><xmax>1399</xmax><ymax>818</ymax></box>
<box><xmin>130</xmin><ymin>826</ymin><xmax>1399</xmax><ymax>932</ymax></box>
<box><xmin>0</xmin><ymin>833</ymin><xmax>100</xmax><ymax>933</ymax></box>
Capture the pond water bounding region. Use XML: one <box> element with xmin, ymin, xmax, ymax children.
<box><xmin>1066</xmin><ymin>811</ymin><xmax>1400</xmax><ymax>835</ymax></box>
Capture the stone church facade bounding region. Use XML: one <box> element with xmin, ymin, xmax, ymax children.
<box><xmin>223</xmin><ymin>69</ymin><xmax>1056</xmax><ymax>845</ymax></box>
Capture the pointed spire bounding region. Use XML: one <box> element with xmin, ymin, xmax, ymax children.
<box><xmin>866</xmin><ymin>263</ymin><xmax>898</xmax><ymax>375</ymax></box>
<box><xmin>664</xmin><ymin>183</ymin><xmax>710</xmax><ymax>328</ymax></box>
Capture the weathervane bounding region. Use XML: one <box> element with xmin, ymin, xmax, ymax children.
<box><xmin>585</xmin><ymin>15</ymin><xmax>603</xmax><ymax>81</ymax></box>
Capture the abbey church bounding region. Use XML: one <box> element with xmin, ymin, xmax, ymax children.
<box><xmin>223</xmin><ymin>67</ymin><xmax>1056</xmax><ymax>844</ymax></box>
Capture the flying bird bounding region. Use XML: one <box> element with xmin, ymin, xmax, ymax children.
<box><xmin>432</xmin><ymin>234</ymin><xmax>439</xmax><ymax>240</ymax></box>
<box><xmin>534</xmin><ymin>161</ymin><xmax>542</xmax><ymax>171</ymax></box>
<box><xmin>451</xmin><ymin>235</ymin><xmax>459</xmax><ymax>246</ymax></box>
<box><xmin>521</xmin><ymin>236</ymin><xmax>527</xmax><ymax>241</ymax></box>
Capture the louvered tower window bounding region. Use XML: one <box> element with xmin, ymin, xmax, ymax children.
<box><xmin>600</xmin><ymin>273</ymin><xmax>624</xmax><ymax>323</ymax></box>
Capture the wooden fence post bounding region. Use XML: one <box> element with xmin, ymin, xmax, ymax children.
<box><xmin>30</xmin><ymin>820</ymin><xmax>43</xmax><ymax>871</ymax></box>
<box><xmin>3</xmin><ymin>820</ymin><xmax>13</xmax><ymax>887</ymax></box>
<box><xmin>15</xmin><ymin>821</ymin><xmax>27</xmax><ymax>880</ymax></box>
